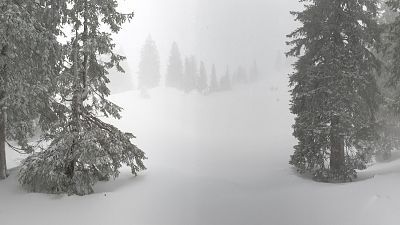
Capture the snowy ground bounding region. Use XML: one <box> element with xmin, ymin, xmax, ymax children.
<box><xmin>2</xmin><ymin>73</ymin><xmax>400</xmax><ymax>225</ymax></box>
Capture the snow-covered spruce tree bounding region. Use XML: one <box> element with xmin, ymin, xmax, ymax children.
<box><xmin>166</xmin><ymin>42</ymin><xmax>183</xmax><ymax>89</ymax></box>
<box><xmin>197</xmin><ymin>61</ymin><xmax>208</xmax><ymax>93</ymax></box>
<box><xmin>0</xmin><ymin>0</ymin><xmax>61</xmax><ymax>179</ymax></box>
<box><xmin>19</xmin><ymin>0</ymin><xmax>146</xmax><ymax>195</ymax></box>
<box><xmin>138</xmin><ymin>35</ymin><xmax>160</xmax><ymax>92</ymax></box>
<box><xmin>287</xmin><ymin>0</ymin><xmax>382</xmax><ymax>181</ymax></box>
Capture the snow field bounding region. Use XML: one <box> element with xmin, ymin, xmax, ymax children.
<box><xmin>1</xmin><ymin>74</ymin><xmax>400</xmax><ymax>225</ymax></box>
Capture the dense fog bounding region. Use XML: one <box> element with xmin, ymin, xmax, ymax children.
<box><xmin>113</xmin><ymin>0</ymin><xmax>302</xmax><ymax>89</ymax></box>
<box><xmin>4</xmin><ymin>1</ymin><xmax>400</xmax><ymax>225</ymax></box>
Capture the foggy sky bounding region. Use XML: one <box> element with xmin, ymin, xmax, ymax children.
<box><xmin>116</xmin><ymin>0</ymin><xmax>302</xmax><ymax>81</ymax></box>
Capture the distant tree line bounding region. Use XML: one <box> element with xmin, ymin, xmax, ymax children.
<box><xmin>137</xmin><ymin>37</ymin><xmax>263</xmax><ymax>95</ymax></box>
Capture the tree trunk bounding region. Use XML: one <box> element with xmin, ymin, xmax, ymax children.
<box><xmin>0</xmin><ymin>33</ymin><xmax>8</xmax><ymax>180</ymax></box>
<box><xmin>66</xmin><ymin>30</ymin><xmax>81</xmax><ymax>179</ymax></box>
<box><xmin>66</xmin><ymin>2</ymin><xmax>90</xmax><ymax>179</ymax></box>
<box><xmin>0</xmin><ymin>108</ymin><xmax>7</xmax><ymax>179</ymax></box>
<box><xmin>330</xmin><ymin>115</ymin><xmax>344</xmax><ymax>171</ymax></box>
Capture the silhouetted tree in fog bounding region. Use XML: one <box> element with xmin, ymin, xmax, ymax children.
<box><xmin>197</xmin><ymin>61</ymin><xmax>208</xmax><ymax>93</ymax></box>
<box><xmin>138</xmin><ymin>35</ymin><xmax>160</xmax><ymax>92</ymax></box>
<box><xmin>209</xmin><ymin>64</ymin><xmax>219</xmax><ymax>92</ymax></box>
<box><xmin>219</xmin><ymin>66</ymin><xmax>232</xmax><ymax>91</ymax></box>
<box><xmin>166</xmin><ymin>42</ymin><xmax>183</xmax><ymax>89</ymax></box>
<box><xmin>182</xmin><ymin>56</ymin><xmax>197</xmax><ymax>93</ymax></box>
<box><xmin>249</xmin><ymin>61</ymin><xmax>259</xmax><ymax>82</ymax></box>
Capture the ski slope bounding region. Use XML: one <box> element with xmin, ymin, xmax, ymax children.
<box><xmin>1</xmin><ymin>75</ymin><xmax>400</xmax><ymax>225</ymax></box>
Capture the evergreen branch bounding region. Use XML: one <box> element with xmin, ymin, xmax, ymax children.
<box><xmin>5</xmin><ymin>141</ymin><xmax>30</xmax><ymax>155</ymax></box>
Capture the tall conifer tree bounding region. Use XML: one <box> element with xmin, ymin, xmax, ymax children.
<box><xmin>197</xmin><ymin>61</ymin><xmax>208</xmax><ymax>92</ymax></box>
<box><xmin>287</xmin><ymin>0</ymin><xmax>381</xmax><ymax>181</ymax></box>
<box><xmin>209</xmin><ymin>64</ymin><xmax>218</xmax><ymax>92</ymax></box>
<box><xmin>166</xmin><ymin>42</ymin><xmax>183</xmax><ymax>89</ymax></box>
<box><xmin>249</xmin><ymin>61</ymin><xmax>259</xmax><ymax>82</ymax></box>
<box><xmin>0</xmin><ymin>0</ymin><xmax>61</xmax><ymax>179</ymax></box>
<box><xmin>182</xmin><ymin>56</ymin><xmax>197</xmax><ymax>93</ymax></box>
<box><xmin>19</xmin><ymin>0</ymin><xmax>146</xmax><ymax>195</ymax></box>
<box><xmin>138</xmin><ymin>35</ymin><xmax>160</xmax><ymax>91</ymax></box>
<box><xmin>219</xmin><ymin>66</ymin><xmax>232</xmax><ymax>91</ymax></box>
